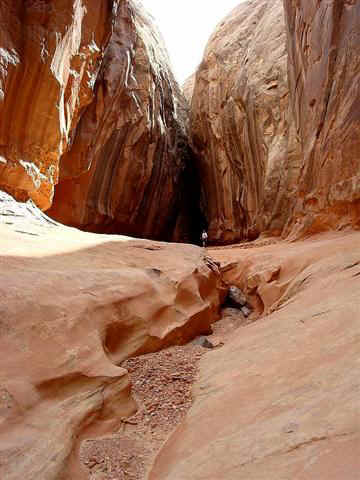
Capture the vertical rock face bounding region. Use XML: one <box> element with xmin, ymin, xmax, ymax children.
<box><xmin>190</xmin><ymin>0</ymin><xmax>360</xmax><ymax>244</ymax></box>
<box><xmin>48</xmin><ymin>0</ymin><xmax>195</xmax><ymax>241</ymax></box>
<box><xmin>283</xmin><ymin>0</ymin><xmax>360</xmax><ymax>237</ymax></box>
<box><xmin>182</xmin><ymin>73</ymin><xmax>196</xmax><ymax>103</ymax></box>
<box><xmin>0</xmin><ymin>0</ymin><xmax>197</xmax><ymax>242</ymax></box>
<box><xmin>190</xmin><ymin>0</ymin><xmax>299</xmax><ymax>244</ymax></box>
<box><xmin>0</xmin><ymin>0</ymin><xmax>118</xmax><ymax>209</ymax></box>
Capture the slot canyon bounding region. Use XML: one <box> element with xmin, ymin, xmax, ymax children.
<box><xmin>0</xmin><ymin>1</ymin><xmax>359</xmax><ymax>479</ymax></box>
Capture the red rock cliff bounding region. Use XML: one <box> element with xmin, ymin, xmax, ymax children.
<box><xmin>189</xmin><ymin>0</ymin><xmax>299</xmax><ymax>244</ymax></box>
<box><xmin>283</xmin><ymin>0</ymin><xmax>360</xmax><ymax>237</ymax></box>
<box><xmin>189</xmin><ymin>0</ymin><xmax>360</xmax><ymax>243</ymax></box>
<box><xmin>48</xmin><ymin>0</ymin><xmax>196</xmax><ymax>241</ymax></box>
<box><xmin>0</xmin><ymin>0</ymin><xmax>118</xmax><ymax>209</ymax></box>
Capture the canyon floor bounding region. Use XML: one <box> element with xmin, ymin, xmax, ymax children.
<box><xmin>80</xmin><ymin>308</ymin><xmax>248</xmax><ymax>480</ymax></box>
<box><xmin>0</xmin><ymin>193</ymin><xmax>223</xmax><ymax>480</ymax></box>
<box><xmin>79</xmin><ymin>232</ymin><xmax>360</xmax><ymax>480</ymax></box>
<box><xmin>0</xmin><ymin>194</ymin><xmax>359</xmax><ymax>480</ymax></box>
<box><xmin>150</xmin><ymin>232</ymin><xmax>360</xmax><ymax>479</ymax></box>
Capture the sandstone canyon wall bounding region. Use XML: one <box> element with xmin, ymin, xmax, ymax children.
<box><xmin>189</xmin><ymin>0</ymin><xmax>300</xmax><ymax>244</ymax></box>
<box><xmin>48</xmin><ymin>0</ymin><xmax>198</xmax><ymax>241</ymax></box>
<box><xmin>182</xmin><ymin>73</ymin><xmax>196</xmax><ymax>103</ymax></box>
<box><xmin>0</xmin><ymin>0</ymin><xmax>359</xmax><ymax>478</ymax></box>
<box><xmin>190</xmin><ymin>0</ymin><xmax>360</xmax><ymax>243</ymax></box>
<box><xmin>0</xmin><ymin>0</ymin><xmax>199</xmax><ymax>242</ymax></box>
<box><xmin>0</xmin><ymin>0</ymin><xmax>118</xmax><ymax>210</ymax></box>
<box><xmin>283</xmin><ymin>0</ymin><xmax>360</xmax><ymax>237</ymax></box>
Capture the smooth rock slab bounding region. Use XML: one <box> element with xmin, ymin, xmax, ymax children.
<box><xmin>150</xmin><ymin>232</ymin><xmax>360</xmax><ymax>480</ymax></box>
<box><xmin>0</xmin><ymin>194</ymin><xmax>224</xmax><ymax>480</ymax></box>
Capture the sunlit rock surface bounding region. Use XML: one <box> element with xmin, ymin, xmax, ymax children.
<box><xmin>0</xmin><ymin>0</ymin><xmax>118</xmax><ymax>209</ymax></box>
<box><xmin>48</xmin><ymin>0</ymin><xmax>196</xmax><ymax>241</ymax></box>
<box><xmin>0</xmin><ymin>191</ymin><xmax>224</xmax><ymax>480</ymax></box>
<box><xmin>150</xmin><ymin>231</ymin><xmax>360</xmax><ymax>479</ymax></box>
<box><xmin>182</xmin><ymin>73</ymin><xmax>196</xmax><ymax>103</ymax></box>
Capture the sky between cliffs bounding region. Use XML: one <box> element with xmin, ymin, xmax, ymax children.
<box><xmin>141</xmin><ymin>0</ymin><xmax>245</xmax><ymax>84</ymax></box>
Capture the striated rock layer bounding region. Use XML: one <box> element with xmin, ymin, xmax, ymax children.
<box><xmin>189</xmin><ymin>0</ymin><xmax>300</xmax><ymax>244</ymax></box>
<box><xmin>283</xmin><ymin>0</ymin><xmax>360</xmax><ymax>237</ymax></box>
<box><xmin>0</xmin><ymin>0</ymin><xmax>200</xmax><ymax>242</ymax></box>
<box><xmin>190</xmin><ymin>0</ymin><xmax>360</xmax><ymax>243</ymax></box>
<box><xmin>150</xmin><ymin>232</ymin><xmax>360</xmax><ymax>479</ymax></box>
<box><xmin>0</xmin><ymin>192</ymin><xmax>224</xmax><ymax>480</ymax></box>
<box><xmin>0</xmin><ymin>0</ymin><xmax>118</xmax><ymax>209</ymax></box>
<box><xmin>48</xmin><ymin>0</ymin><xmax>198</xmax><ymax>241</ymax></box>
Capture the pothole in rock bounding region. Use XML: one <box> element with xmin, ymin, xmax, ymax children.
<box><xmin>80</xmin><ymin>309</ymin><xmax>248</xmax><ymax>480</ymax></box>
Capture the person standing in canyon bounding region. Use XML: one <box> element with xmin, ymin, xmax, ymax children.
<box><xmin>201</xmin><ymin>230</ymin><xmax>208</xmax><ymax>247</ymax></box>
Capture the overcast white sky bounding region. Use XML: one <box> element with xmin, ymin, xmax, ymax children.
<box><xmin>141</xmin><ymin>0</ymin><xmax>245</xmax><ymax>84</ymax></box>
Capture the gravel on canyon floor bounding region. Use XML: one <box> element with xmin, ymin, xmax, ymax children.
<box><xmin>80</xmin><ymin>309</ymin><xmax>248</xmax><ymax>480</ymax></box>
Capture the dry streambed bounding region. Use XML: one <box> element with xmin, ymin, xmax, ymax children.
<box><xmin>80</xmin><ymin>307</ymin><xmax>250</xmax><ymax>480</ymax></box>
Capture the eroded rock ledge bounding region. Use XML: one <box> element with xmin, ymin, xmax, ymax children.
<box><xmin>150</xmin><ymin>232</ymin><xmax>360</xmax><ymax>479</ymax></box>
<box><xmin>0</xmin><ymin>192</ymin><xmax>224</xmax><ymax>480</ymax></box>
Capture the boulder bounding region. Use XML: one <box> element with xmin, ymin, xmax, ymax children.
<box><xmin>192</xmin><ymin>336</ymin><xmax>215</xmax><ymax>349</ymax></box>
<box><xmin>0</xmin><ymin>192</ymin><xmax>224</xmax><ymax>480</ymax></box>
<box><xmin>240</xmin><ymin>305</ymin><xmax>252</xmax><ymax>318</ymax></box>
<box><xmin>226</xmin><ymin>285</ymin><xmax>247</xmax><ymax>308</ymax></box>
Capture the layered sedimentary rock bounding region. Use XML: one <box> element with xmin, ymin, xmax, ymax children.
<box><xmin>0</xmin><ymin>0</ymin><xmax>118</xmax><ymax>209</ymax></box>
<box><xmin>190</xmin><ymin>0</ymin><xmax>360</xmax><ymax>243</ymax></box>
<box><xmin>0</xmin><ymin>0</ymin><xmax>198</xmax><ymax>242</ymax></box>
<box><xmin>283</xmin><ymin>0</ymin><xmax>360</xmax><ymax>237</ymax></box>
<box><xmin>0</xmin><ymin>192</ymin><xmax>224</xmax><ymax>480</ymax></box>
<box><xmin>190</xmin><ymin>0</ymin><xmax>300</xmax><ymax>244</ymax></box>
<box><xmin>150</xmin><ymin>232</ymin><xmax>360</xmax><ymax>479</ymax></box>
<box><xmin>48</xmin><ymin>0</ymin><xmax>196</xmax><ymax>241</ymax></box>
